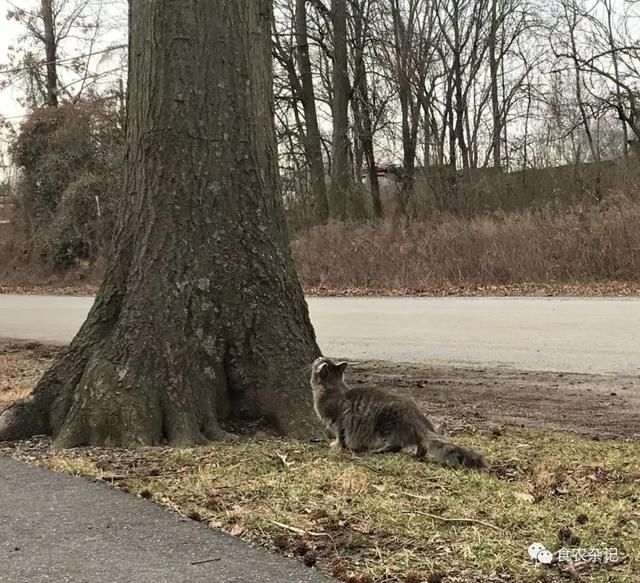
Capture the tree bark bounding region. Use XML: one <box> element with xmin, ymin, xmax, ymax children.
<box><xmin>329</xmin><ymin>0</ymin><xmax>350</xmax><ymax>221</ymax></box>
<box><xmin>564</xmin><ymin>0</ymin><xmax>602</xmax><ymax>200</ymax></box>
<box><xmin>41</xmin><ymin>0</ymin><xmax>58</xmax><ymax>107</ymax></box>
<box><xmin>603</xmin><ymin>0</ymin><xmax>628</xmax><ymax>156</ymax></box>
<box><xmin>0</xmin><ymin>0</ymin><xmax>321</xmax><ymax>448</ymax></box>
<box><xmin>390</xmin><ymin>0</ymin><xmax>424</xmax><ymax>218</ymax></box>
<box><xmin>488</xmin><ymin>0</ymin><xmax>501</xmax><ymax>169</ymax></box>
<box><xmin>351</xmin><ymin>0</ymin><xmax>382</xmax><ymax>219</ymax></box>
<box><xmin>296</xmin><ymin>0</ymin><xmax>329</xmax><ymax>223</ymax></box>
<box><xmin>452</xmin><ymin>0</ymin><xmax>470</xmax><ymax>170</ymax></box>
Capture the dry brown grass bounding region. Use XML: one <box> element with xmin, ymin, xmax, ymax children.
<box><xmin>0</xmin><ymin>344</ymin><xmax>57</xmax><ymax>410</ymax></box>
<box><xmin>0</xmin><ymin>223</ymin><xmax>103</xmax><ymax>295</ymax></box>
<box><xmin>5</xmin><ymin>431</ymin><xmax>638</xmax><ymax>583</ymax></box>
<box><xmin>292</xmin><ymin>198</ymin><xmax>640</xmax><ymax>294</ymax></box>
<box><xmin>2</xmin><ymin>344</ymin><xmax>639</xmax><ymax>582</ymax></box>
<box><xmin>3</xmin><ymin>197</ymin><xmax>640</xmax><ymax>297</ymax></box>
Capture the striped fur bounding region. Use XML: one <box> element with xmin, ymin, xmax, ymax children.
<box><xmin>310</xmin><ymin>357</ymin><xmax>486</xmax><ymax>470</ymax></box>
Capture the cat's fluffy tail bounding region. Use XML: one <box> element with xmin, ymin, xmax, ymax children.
<box><xmin>417</xmin><ymin>431</ymin><xmax>487</xmax><ymax>470</ymax></box>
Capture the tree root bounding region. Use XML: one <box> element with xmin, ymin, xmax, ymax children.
<box><xmin>0</xmin><ymin>399</ymin><xmax>48</xmax><ymax>442</ymax></box>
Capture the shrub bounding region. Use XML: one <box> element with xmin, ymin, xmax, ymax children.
<box><xmin>9</xmin><ymin>99</ymin><xmax>123</xmax><ymax>270</ymax></box>
<box><xmin>292</xmin><ymin>197</ymin><xmax>640</xmax><ymax>291</ymax></box>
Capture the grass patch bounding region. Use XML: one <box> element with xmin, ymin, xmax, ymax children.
<box><xmin>1</xmin><ymin>343</ymin><xmax>637</xmax><ymax>581</ymax></box>
<box><xmin>292</xmin><ymin>202</ymin><xmax>640</xmax><ymax>294</ymax></box>
<box><xmin>7</xmin><ymin>429</ymin><xmax>637</xmax><ymax>582</ymax></box>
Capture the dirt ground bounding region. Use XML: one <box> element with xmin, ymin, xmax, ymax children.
<box><xmin>2</xmin><ymin>343</ymin><xmax>639</xmax><ymax>439</ymax></box>
<box><xmin>349</xmin><ymin>361</ymin><xmax>640</xmax><ymax>440</ymax></box>
<box><xmin>0</xmin><ymin>343</ymin><xmax>59</xmax><ymax>413</ymax></box>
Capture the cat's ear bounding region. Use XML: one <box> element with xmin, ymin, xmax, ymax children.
<box><xmin>317</xmin><ymin>362</ymin><xmax>329</xmax><ymax>379</ymax></box>
<box><xmin>335</xmin><ymin>361</ymin><xmax>348</xmax><ymax>375</ymax></box>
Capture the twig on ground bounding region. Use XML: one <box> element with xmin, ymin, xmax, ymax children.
<box><xmin>401</xmin><ymin>488</ymin><xmax>446</xmax><ymax>501</ymax></box>
<box><xmin>406</xmin><ymin>510</ymin><xmax>502</xmax><ymax>532</ymax></box>
<box><xmin>191</xmin><ymin>557</ymin><xmax>222</xmax><ymax>565</ymax></box>
<box><xmin>103</xmin><ymin>472</ymin><xmax>171</xmax><ymax>481</ymax></box>
<box><xmin>561</xmin><ymin>558</ymin><xmax>584</xmax><ymax>581</ymax></box>
<box><xmin>271</xmin><ymin>520</ymin><xmax>329</xmax><ymax>537</ymax></box>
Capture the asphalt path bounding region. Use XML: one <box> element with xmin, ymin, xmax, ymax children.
<box><xmin>0</xmin><ymin>456</ymin><xmax>332</xmax><ymax>583</ymax></box>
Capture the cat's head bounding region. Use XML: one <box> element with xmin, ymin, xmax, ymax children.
<box><xmin>310</xmin><ymin>357</ymin><xmax>348</xmax><ymax>389</ymax></box>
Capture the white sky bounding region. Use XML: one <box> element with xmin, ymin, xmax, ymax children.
<box><xmin>0</xmin><ymin>0</ymin><xmax>127</xmax><ymax>174</ymax></box>
<box><xmin>0</xmin><ymin>1</ymin><xmax>28</xmax><ymax>119</ymax></box>
<box><xmin>0</xmin><ymin>0</ymin><xmax>127</xmax><ymax>122</ymax></box>
<box><xmin>0</xmin><ymin>0</ymin><xmax>635</xmax><ymax>173</ymax></box>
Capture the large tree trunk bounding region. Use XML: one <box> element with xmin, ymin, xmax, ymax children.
<box><xmin>41</xmin><ymin>0</ymin><xmax>58</xmax><ymax>107</ymax></box>
<box><xmin>0</xmin><ymin>0</ymin><xmax>321</xmax><ymax>448</ymax></box>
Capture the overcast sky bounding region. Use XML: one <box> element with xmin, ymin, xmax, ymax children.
<box><xmin>0</xmin><ymin>0</ymin><xmax>127</xmax><ymax>123</ymax></box>
<box><xmin>0</xmin><ymin>1</ymin><xmax>28</xmax><ymax>119</ymax></box>
<box><xmin>0</xmin><ymin>0</ymin><xmax>635</xmax><ymax>173</ymax></box>
<box><xmin>0</xmin><ymin>1</ymin><xmax>127</xmax><ymax>174</ymax></box>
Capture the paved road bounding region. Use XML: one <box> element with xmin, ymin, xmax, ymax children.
<box><xmin>0</xmin><ymin>456</ymin><xmax>332</xmax><ymax>583</ymax></box>
<box><xmin>0</xmin><ymin>294</ymin><xmax>639</xmax><ymax>374</ymax></box>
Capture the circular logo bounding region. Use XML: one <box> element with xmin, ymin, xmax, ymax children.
<box><xmin>537</xmin><ymin>549</ymin><xmax>553</xmax><ymax>564</ymax></box>
<box><xmin>528</xmin><ymin>542</ymin><xmax>546</xmax><ymax>560</ymax></box>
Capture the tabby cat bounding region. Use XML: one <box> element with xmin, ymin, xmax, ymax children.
<box><xmin>310</xmin><ymin>357</ymin><xmax>486</xmax><ymax>470</ymax></box>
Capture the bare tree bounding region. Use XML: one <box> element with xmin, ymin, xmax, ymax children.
<box><xmin>330</xmin><ymin>0</ymin><xmax>350</xmax><ymax>220</ymax></box>
<box><xmin>4</xmin><ymin>0</ymin><xmax>127</xmax><ymax>107</ymax></box>
<box><xmin>350</xmin><ymin>0</ymin><xmax>386</xmax><ymax>218</ymax></box>
<box><xmin>271</xmin><ymin>0</ymin><xmax>638</xmax><ymax>222</ymax></box>
<box><xmin>488</xmin><ymin>0</ymin><xmax>500</xmax><ymax>167</ymax></box>
<box><xmin>380</xmin><ymin>0</ymin><xmax>436</xmax><ymax>215</ymax></box>
<box><xmin>579</xmin><ymin>0</ymin><xmax>640</xmax><ymax>144</ymax></box>
<box><xmin>41</xmin><ymin>0</ymin><xmax>58</xmax><ymax>106</ymax></box>
<box><xmin>296</xmin><ymin>0</ymin><xmax>330</xmax><ymax>222</ymax></box>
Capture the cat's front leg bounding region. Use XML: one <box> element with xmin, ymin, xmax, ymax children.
<box><xmin>328</xmin><ymin>426</ymin><xmax>346</xmax><ymax>450</ymax></box>
<box><xmin>324</xmin><ymin>425</ymin><xmax>340</xmax><ymax>449</ymax></box>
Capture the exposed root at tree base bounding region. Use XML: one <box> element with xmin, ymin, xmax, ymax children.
<box><xmin>0</xmin><ymin>337</ymin><xmax>322</xmax><ymax>448</ymax></box>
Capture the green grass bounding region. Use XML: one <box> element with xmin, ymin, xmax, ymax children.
<box><xmin>19</xmin><ymin>428</ymin><xmax>638</xmax><ymax>582</ymax></box>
